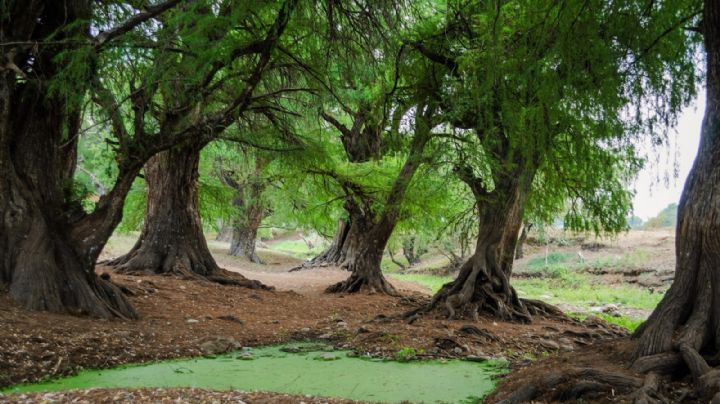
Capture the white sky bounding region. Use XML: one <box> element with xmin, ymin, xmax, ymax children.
<box><xmin>632</xmin><ymin>88</ymin><xmax>705</xmax><ymax>220</ymax></box>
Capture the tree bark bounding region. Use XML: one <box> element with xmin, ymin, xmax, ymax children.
<box><xmin>0</xmin><ymin>1</ymin><xmax>139</xmax><ymax>319</ymax></box>
<box><xmin>402</xmin><ymin>236</ymin><xmax>426</xmax><ymax>266</ymax></box>
<box><xmin>515</xmin><ymin>222</ymin><xmax>532</xmax><ymax>260</ymax></box>
<box><xmin>111</xmin><ymin>143</ymin><xmax>223</xmax><ymax>277</ymax></box>
<box><xmin>325</xmin><ymin>109</ymin><xmax>433</xmax><ymax>294</ymax></box>
<box><xmin>292</xmin><ymin>219</ymin><xmax>351</xmax><ymax>268</ymax></box>
<box><xmin>325</xmin><ymin>222</ymin><xmax>398</xmax><ymax>295</ymax></box>
<box><xmin>419</xmin><ymin>166</ymin><xmax>561</xmax><ymax>322</ymax></box>
<box><xmin>229</xmin><ymin>201</ymin><xmax>264</xmax><ymax>264</ymax></box>
<box><xmin>631</xmin><ymin>5</ymin><xmax>720</xmax><ymax>397</ymax></box>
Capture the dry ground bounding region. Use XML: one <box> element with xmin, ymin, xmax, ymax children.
<box><xmin>0</xmin><ymin>232</ymin><xmax>635</xmax><ymax>403</ymax></box>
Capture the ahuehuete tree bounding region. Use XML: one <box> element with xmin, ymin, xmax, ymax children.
<box><xmin>291</xmin><ymin>99</ymin><xmax>389</xmax><ymax>270</ymax></box>
<box><xmin>492</xmin><ymin>1</ymin><xmax>720</xmax><ymax>401</ymax></box>
<box><xmin>0</xmin><ymin>0</ymin><xmax>183</xmax><ymax>319</ymax></box>
<box><xmin>287</xmin><ymin>97</ymin><xmax>440</xmax><ymax>293</ymax></box>
<box><xmin>407</xmin><ymin>0</ymin><xmax>699</xmax><ymax>322</ymax></box>
<box><xmin>105</xmin><ymin>1</ymin><xmax>296</xmax><ymax>286</ymax></box>
<box><xmin>287</xmin><ymin>1</ymin><xmax>409</xmax><ymax>271</ymax></box>
<box><xmin>218</xmin><ymin>150</ymin><xmax>272</xmax><ymax>264</ymax></box>
<box><xmin>0</xmin><ymin>0</ymin><xmax>296</xmax><ymax>318</ymax></box>
<box><xmin>629</xmin><ymin>0</ymin><xmax>720</xmax><ymax>399</ymax></box>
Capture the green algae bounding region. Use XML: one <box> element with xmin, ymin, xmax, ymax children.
<box><xmin>2</xmin><ymin>343</ymin><xmax>506</xmax><ymax>403</ymax></box>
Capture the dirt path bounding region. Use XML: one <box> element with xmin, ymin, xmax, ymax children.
<box><xmin>105</xmin><ymin>234</ymin><xmax>432</xmax><ymax>296</ymax></box>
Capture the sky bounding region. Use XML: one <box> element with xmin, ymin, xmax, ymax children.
<box><xmin>631</xmin><ymin>89</ymin><xmax>705</xmax><ymax>220</ymax></box>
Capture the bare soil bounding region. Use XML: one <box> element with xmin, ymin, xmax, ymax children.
<box><xmin>0</xmin><ymin>388</ymin><xmax>362</xmax><ymax>403</ymax></box>
<box><xmin>0</xmin><ymin>235</ymin><xmax>629</xmax><ymax>403</ymax></box>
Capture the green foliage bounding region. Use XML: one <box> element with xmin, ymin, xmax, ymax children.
<box><xmin>394</xmin><ymin>347</ymin><xmax>423</xmax><ymax>362</ymax></box>
<box><xmin>643</xmin><ymin>203</ymin><xmax>679</xmax><ymax>229</ymax></box>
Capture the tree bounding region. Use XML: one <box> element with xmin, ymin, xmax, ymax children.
<box><xmin>0</xmin><ymin>0</ymin><xmax>298</xmax><ymax>318</ymax></box>
<box><xmin>0</xmin><ymin>0</ymin><xmax>182</xmax><ymax>319</ymax></box>
<box><xmin>408</xmin><ymin>0</ymin><xmax>698</xmax><ymax>321</ymax></box>
<box><xmin>631</xmin><ymin>1</ymin><xmax>720</xmax><ymax>399</ymax></box>
<box><xmin>107</xmin><ymin>1</ymin><xmax>296</xmax><ymax>283</ymax></box>
<box><xmin>220</xmin><ymin>151</ymin><xmax>270</xmax><ymax>264</ymax></box>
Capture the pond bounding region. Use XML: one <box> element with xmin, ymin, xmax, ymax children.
<box><xmin>2</xmin><ymin>343</ymin><xmax>506</xmax><ymax>403</ymax></box>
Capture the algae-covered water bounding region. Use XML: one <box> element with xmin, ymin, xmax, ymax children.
<box><xmin>2</xmin><ymin>343</ymin><xmax>506</xmax><ymax>403</ymax></box>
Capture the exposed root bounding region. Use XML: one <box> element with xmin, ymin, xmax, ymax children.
<box><xmin>631</xmin><ymin>372</ymin><xmax>668</xmax><ymax>404</ymax></box>
<box><xmin>206</xmin><ymin>269</ymin><xmax>273</xmax><ymax>290</ymax></box>
<box><xmin>494</xmin><ymin>367</ymin><xmax>643</xmax><ymax>403</ymax></box>
<box><xmin>325</xmin><ymin>271</ymin><xmax>398</xmax><ymax>296</ymax></box>
<box><xmin>630</xmin><ymin>352</ymin><xmax>684</xmax><ymax>374</ymax></box>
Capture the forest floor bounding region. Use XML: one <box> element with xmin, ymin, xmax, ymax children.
<box><xmin>0</xmin><ymin>229</ymin><xmax>674</xmax><ymax>403</ymax></box>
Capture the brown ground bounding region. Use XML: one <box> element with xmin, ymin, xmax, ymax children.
<box><xmin>0</xmin><ymin>233</ymin><xmax>661</xmax><ymax>402</ymax></box>
<box><xmin>487</xmin><ymin>337</ymin><xmax>699</xmax><ymax>403</ymax></box>
<box><xmin>0</xmin><ymin>388</ymin><xmax>362</xmax><ymax>403</ymax></box>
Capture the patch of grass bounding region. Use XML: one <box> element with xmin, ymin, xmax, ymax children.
<box><xmin>526</xmin><ymin>252</ymin><xmax>579</xmax><ymax>272</ymax></box>
<box><xmin>597</xmin><ymin>314</ymin><xmax>645</xmax><ymax>331</ymax></box>
<box><xmin>393</xmin><ymin>273</ymin><xmax>662</xmax><ymax>312</ymax></box>
<box><xmin>589</xmin><ymin>249</ymin><xmax>651</xmax><ymax>270</ymax></box>
<box><xmin>394</xmin><ymin>347</ymin><xmax>423</xmax><ymax>362</ymax></box>
<box><xmin>514</xmin><ymin>278</ymin><xmax>662</xmax><ymax>310</ymax></box>
<box><xmin>569</xmin><ymin>312</ymin><xmax>645</xmax><ymax>332</ymax></box>
<box><xmin>268</xmin><ymin>239</ymin><xmax>324</xmax><ymax>259</ymax></box>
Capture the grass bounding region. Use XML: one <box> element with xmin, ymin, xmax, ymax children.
<box><xmin>390</xmin><ymin>273</ymin><xmax>662</xmax><ymax>311</ymax></box>
<box><xmin>268</xmin><ymin>239</ymin><xmax>325</xmax><ymax>259</ymax></box>
<box><xmin>525</xmin><ymin>252</ymin><xmax>580</xmax><ymax>272</ymax></box>
<box><xmin>588</xmin><ymin>249</ymin><xmax>651</xmax><ymax>270</ymax></box>
<box><xmin>391</xmin><ymin>272</ymin><xmax>654</xmax><ymax>332</ymax></box>
<box><xmin>569</xmin><ymin>312</ymin><xmax>645</xmax><ymax>332</ymax></box>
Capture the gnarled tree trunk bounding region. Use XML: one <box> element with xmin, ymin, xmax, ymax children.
<box><xmin>221</xmin><ymin>155</ymin><xmax>267</xmax><ymax>264</ymax></box>
<box><xmin>402</xmin><ymin>236</ymin><xmax>426</xmax><ymax>266</ymax></box>
<box><xmin>0</xmin><ymin>0</ymin><xmax>138</xmax><ymax>319</ymax></box>
<box><xmin>515</xmin><ymin>222</ymin><xmax>532</xmax><ymax>259</ymax></box>
<box><xmin>229</xmin><ymin>202</ymin><xmax>264</xmax><ymax>263</ymax></box>
<box><xmin>419</xmin><ymin>167</ymin><xmax>561</xmax><ymax>322</ymax></box>
<box><xmin>326</xmin><ymin>221</ymin><xmax>398</xmax><ymax>295</ymax></box>
<box><xmin>325</xmin><ymin>111</ymin><xmax>433</xmax><ymax>294</ymax></box>
<box><xmin>290</xmin><ymin>213</ymin><xmax>369</xmax><ymax>271</ymax></box>
<box><xmin>110</xmin><ymin>143</ymin><xmax>262</xmax><ymax>290</ymax></box>
<box><xmin>215</xmin><ymin>222</ymin><xmax>233</xmax><ymax>242</ymax></box>
<box><xmin>111</xmin><ymin>144</ymin><xmax>217</xmax><ymax>277</ymax></box>
<box><xmin>631</xmin><ymin>4</ymin><xmax>720</xmax><ymax>400</ymax></box>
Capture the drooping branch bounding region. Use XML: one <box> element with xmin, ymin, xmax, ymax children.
<box><xmin>94</xmin><ymin>0</ymin><xmax>183</xmax><ymax>48</ymax></box>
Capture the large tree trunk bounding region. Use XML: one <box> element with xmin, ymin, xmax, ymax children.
<box><xmin>402</xmin><ymin>236</ymin><xmax>426</xmax><ymax>266</ymax></box>
<box><xmin>325</xmin><ymin>222</ymin><xmax>398</xmax><ymax>295</ymax></box>
<box><xmin>215</xmin><ymin>222</ymin><xmax>233</xmax><ymax>242</ymax></box>
<box><xmin>631</xmin><ymin>4</ymin><xmax>720</xmax><ymax>399</ymax></box>
<box><xmin>325</xmin><ymin>112</ymin><xmax>433</xmax><ymax>294</ymax></box>
<box><xmin>420</xmin><ymin>169</ymin><xmax>561</xmax><ymax>322</ymax></box>
<box><xmin>290</xmin><ymin>215</ymin><xmax>367</xmax><ymax>271</ymax></box>
<box><xmin>221</xmin><ymin>155</ymin><xmax>267</xmax><ymax>264</ymax></box>
<box><xmin>0</xmin><ymin>0</ymin><xmax>137</xmax><ymax>319</ymax></box>
<box><xmin>229</xmin><ymin>203</ymin><xmax>263</xmax><ymax>263</ymax></box>
<box><xmin>110</xmin><ymin>143</ymin><xmax>266</xmax><ymax>287</ymax></box>
<box><xmin>111</xmin><ymin>144</ymin><xmax>217</xmax><ymax>277</ymax></box>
